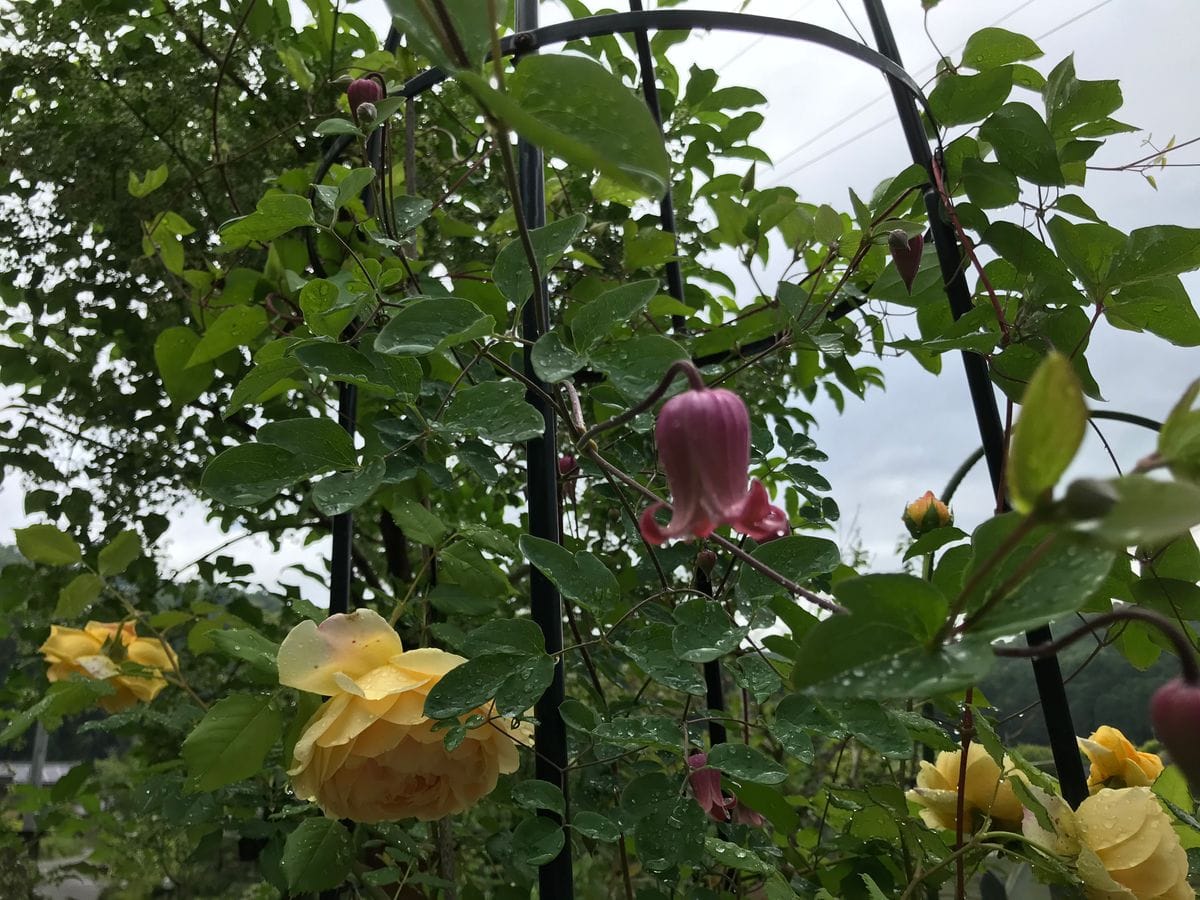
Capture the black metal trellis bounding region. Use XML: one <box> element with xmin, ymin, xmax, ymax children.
<box><xmin>315</xmin><ymin>4</ymin><xmax>1092</xmax><ymax>893</ymax></box>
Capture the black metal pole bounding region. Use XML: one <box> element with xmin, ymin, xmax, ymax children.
<box><xmin>515</xmin><ymin>2</ymin><xmax>574</xmax><ymax>895</ymax></box>
<box><xmin>859</xmin><ymin>0</ymin><xmax>1089</xmax><ymax>809</ymax></box>
<box><xmin>627</xmin><ymin>0</ymin><xmax>687</xmax><ymax>331</ymax></box>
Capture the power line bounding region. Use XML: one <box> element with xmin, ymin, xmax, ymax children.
<box><xmin>712</xmin><ymin>0</ymin><xmax>818</xmax><ymax>71</ymax></box>
<box><xmin>766</xmin><ymin>0</ymin><xmax>1119</xmax><ymax>185</ymax></box>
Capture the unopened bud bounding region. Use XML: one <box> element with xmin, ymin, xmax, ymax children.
<box><xmin>1151</xmin><ymin>677</ymin><xmax>1200</xmax><ymax>793</ymax></box>
<box><xmin>354</xmin><ymin>101</ymin><xmax>378</xmax><ymax>124</ymax></box>
<box><xmin>347</xmin><ymin>77</ymin><xmax>383</xmax><ymax>118</ymax></box>
<box><xmin>558</xmin><ymin>455</ymin><xmax>578</xmax><ymax>476</ymax></box>
<box><xmin>695</xmin><ymin>550</ymin><xmax>717</xmax><ymax>575</ymax></box>
<box><xmin>903</xmin><ymin>490</ymin><xmax>952</xmax><ymax>538</ymax></box>
<box><xmin>888</xmin><ymin>229</ymin><xmax>924</xmax><ymax>294</ymax></box>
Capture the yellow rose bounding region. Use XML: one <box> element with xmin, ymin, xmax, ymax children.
<box><xmin>1075</xmin><ymin>787</ymin><xmax>1192</xmax><ymax>899</ymax></box>
<box><xmin>906</xmin><ymin>743</ymin><xmax>1024</xmax><ymax>831</ymax></box>
<box><xmin>902</xmin><ymin>491</ymin><xmax>953</xmax><ymax>538</ymax></box>
<box><xmin>38</xmin><ymin>621</ymin><xmax>176</xmax><ymax>713</ymax></box>
<box><xmin>1078</xmin><ymin>726</ymin><xmax>1164</xmax><ymax>793</ymax></box>
<box><xmin>278</xmin><ymin>608</ymin><xmax>532</xmax><ymax>823</ymax></box>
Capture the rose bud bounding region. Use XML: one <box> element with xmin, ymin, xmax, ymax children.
<box><xmin>902</xmin><ymin>490</ymin><xmax>952</xmax><ymax>538</ymax></box>
<box><xmin>1151</xmin><ymin>677</ymin><xmax>1200</xmax><ymax>792</ymax></box>
<box><xmin>888</xmin><ymin>229</ymin><xmax>924</xmax><ymax>294</ymax></box>
<box><xmin>640</xmin><ymin>385</ymin><xmax>789</xmax><ymax>545</ymax></box>
<box><xmin>347</xmin><ymin>77</ymin><xmax>383</xmax><ymax>122</ymax></box>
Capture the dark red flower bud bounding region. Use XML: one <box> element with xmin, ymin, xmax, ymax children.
<box><xmin>1151</xmin><ymin>677</ymin><xmax>1200</xmax><ymax>791</ymax></box>
<box><xmin>347</xmin><ymin>78</ymin><xmax>383</xmax><ymax>121</ymax></box>
<box><xmin>695</xmin><ymin>549</ymin><xmax>717</xmax><ymax>575</ymax></box>
<box><xmin>888</xmin><ymin>229</ymin><xmax>924</xmax><ymax>294</ymax></box>
<box><xmin>558</xmin><ymin>455</ymin><xmax>578</xmax><ymax>476</ymax></box>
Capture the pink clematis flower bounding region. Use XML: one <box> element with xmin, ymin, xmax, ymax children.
<box><xmin>640</xmin><ymin>386</ymin><xmax>789</xmax><ymax>545</ymax></box>
<box><xmin>888</xmin><ymin>229</ymin><xmax>924</xmax><ymax>294</ymax></box>
<box><xmin>731</xmin><ymin>801</ymin><xmax>766</xmax><ymax>828</ymax></box>
<box><xmin>687</xmin><ymin>752</ymin><xmax>734</xmax><ymax>823</ymax></box>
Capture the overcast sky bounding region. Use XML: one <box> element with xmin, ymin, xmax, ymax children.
<box><xmin>2</xmin><ymin>0</ymin><xmax>1197</xmax><ymax>602</ymax></box>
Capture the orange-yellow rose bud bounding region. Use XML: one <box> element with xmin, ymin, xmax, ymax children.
<box><xmin>906</xmin><ymin>743</ymin><xmax>1024</xmax><ymax>832</ymax></box>
<box><xmin>38</xmin><ymin>621</ymin><xmax>176</xmax><ymax>713</ymax></box>
<box><xmin>902</xmin><ymin>491</ymin><xmax>953</xmax><ymax>538</ymax></box>
<box><xmin>1077</xmin><ymin>726</ymin><xmax>1164</xmax><ymax>794</ymax></box>
<box><xmin>278</xmin><ymin>608</ymin><xmax>531</xmax><ymax>823</ymax></box>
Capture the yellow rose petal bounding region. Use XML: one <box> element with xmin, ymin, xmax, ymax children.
<box><xmin>1077</xmin><ymin>787</ymin><xmax>1154</xmax><ymax>851</ymax></box>
<box><xmin>39</xmin><ymin>626</ymin><xmax>102</xmax><ymax>663</ymax></box>
<box><xmin>278</xmin><ymin>608</ymin><xmax>405</xmax><ymax>696</ymax></box>
<box><xmin>392</xmin><ymin>647</ymin><xmax>466</xmax><ymax>679</ymax></box>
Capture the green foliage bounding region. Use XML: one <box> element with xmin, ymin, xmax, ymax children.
<box><xmin>1</xmin><ymin>1</ymin><xmax>1198</xmax><ymax>896</ymax></box>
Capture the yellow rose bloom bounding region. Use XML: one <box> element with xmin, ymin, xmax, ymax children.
<box><xmin>1075</xmin><ymin>787</ymin><xmax>1191</xmax><ymax>899</ymax></box>
<box><xmin>1078</xmin><ymin>726</ymin><xmax>1164</xmax><ymax>793</ymax></box>
<box><xmin>906</xmin><ymin>743</ymin><xmax>1024</xmax><ymax>831</ymax></box>
<box><xmin>39</xmin><ymin>621</ymin><xmax>176</xmax><ymax>713</ymax></box>
<box><xmin>278</xmin><ymin>608</ymin><xmax>532</xmax><ymax>823</ymax></box>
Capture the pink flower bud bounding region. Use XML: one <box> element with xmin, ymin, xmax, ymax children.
<box><xmin>889</xmin><ymin>229</ymin><xmax>924</xmax><ymax>294</ymax></box>
<box><xmin>1151</xmin><ymin>677</ymin><xmax>1200</xmax><ymax>791</ymax></box>
<box><xmin>695</xmin><ymin>549</ymin><xmax>717</xmax><ymax>575</ymax></box>
<box><xmin>347</xmin><ymin>77</ymin><xmax>383</xmax><ymax>122</ymax></box>
<box><xmin>686</xmin><ymin>752</ymin><xmax>734</xmax><ymax>823</ymax></box>
<box><xmin>640</xmin><ymin>386</ymin><xmax>789</xmax><ymax>545</ymax></box>
<box><xmin>558</xmin><ymin>455</ymin><xmax>578</xmax><ymax>476</ymax></box>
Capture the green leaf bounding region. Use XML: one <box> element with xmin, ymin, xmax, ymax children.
<box><xmin>257</xmin><ymin>418</ymin><xmax>357</xmax><ymax>470</ymax></box>
<box><xmin>281</xmin><ymin>818</ymin><xmax>353</xmax><ymax>893</ymax></box>
<box><xmin>293</xmin><ymin>342</ymin><xmax>421</xmax><ymax>395</ymax></box>
<box><xmin>392</xmin><ymin>195</ymin><xmax>433</xmax><ymax>234</ymax></box>
<box><xmin>55</xmin><ymin>573</ymin><xmax>105</xmax><ymax>618</ymax></box>
<box><xmin>519</xmin><ymin>535</ymin><xmax>619</xmax><ymax>616</ymax></box>
<box><xmin>573</xmin><ymin>811</ymin><xmax>620</xmax><ymax>842</ymax></box>
<box><xmin>1045</xmin><ymin>216</ymin><xmax>1124</xmax><ymax>300</ymax></box>
<box><xmin>312</xmin><ymin>457</ymin><xmax>387</xmax><ymax>516</ymax></box>
<box><xmin>591</xmin><ymin>716</ymin><xmax>680</xmax><ymax>751</ymax></box>
<box><xmin>200</xmin><ymin>444</ymin><xmax>312</xmax><ymax>507</ymax></box>
<box><xmin>928</xmin><ymin>68</ymin><xmax>1013</xmax><ymax>126</ymax></box>
<box><xmin>1107</xmin><ymin>276</ymin><xmax>1200</xmax><ymax>347</ymax></box>
<box><xmin>208</xmin><ymin>628</ymin><xmax>279</xmax><ymax>676</ymax></box>
<box><xmin>439</xmin><ymin>380</ymin><xmax>544</xmax><ymax>443</ymax></box>
<box><xmin>1160</xmin><ymin>380</ymin><xmax>1200</xmax><ymax>482</ymax></box>
<box><xmin>299</xmin><ymin>279</ymin><xmax>358</xmax><ymax>339</ymax></box>
<box><xmin>635</xmin><ymin>798</ymin><xmax>706</xmax><ymax>872</ymax></box>
<box><xmin>614</xmin><ymin>623</ymin><xmax>705</xmax><ymax>694</ymax></box>
<box><xmin>219</xmin><ymin>193</ymin><xmax>316</xmax><ymax>248</ymax></box>
<box><xmin>154</xmin><ymin>326</ymin><xmax>214</xmax><ymax>406</ymax></box>
<box><xmin>463</xmin><ymin>619</ymin><xmax>545</xmax><ymax>658</ymax></box>
<box><xmin>1073</xmin><ymin>475</ymin><xmax>1200</xmax><ymax>549</ymax></box>
<box><xmin>590</xmin><ymin>334</ymin><xmax>689</xmax><ymax>401</ymax></box>
<box><xmin>459</xmin><ymin>55</ymin><xmax>670</xmax><ymax>198</ymax></box>
<box><xmin>903</xmin><ymin>526</ymin><xmax>968</xmax><ymax>562</ymax></box>
<box><xmin>736</xmin><ymin>536</ymin><xmax>842</xmax><ymax>604</ymax></box>
<box><xmin>978</xmin><ymin>102</ymin><xmax>1064</xmax><ymax>186</ymax></box>
<box><xmin>97</xmin><ymin>530</ymin><xmax>141</xmax><ymax>577</ymax></box>
<box><xmin>384</xmin><ymin>0</ymin><xmax>505</xmax><ymax>69</ymax></box>
<box><xmin>387</xmin><ymin>498</ymin><xmax>447</xmax><ymax>546</ymax></box>
<box><xmin>511</xmin><ymin>780</ymin><xmax>565</xmax><ymax>816</ymax></box>
<box><xmin>511</xmin><ymin>817</ymin><xmax>564</xmax><ymax>867</ymax></box>
<box><xmin>128</xmin><ymin>164</ymin><xmax>168</xmax><ymax>198</ymax></box>
<box><xmin>374</xmin><ymin>297</ymin><xmax>494</xmax><ymax>356</ymax></box>
<box><xmin>671</xmin><ymin>598</ymin><xmax>748</xmax><ymax>663</ymax></box>
<box><xmin>0</xmin><ymin>680</ymin><xmax>115</xmax><ymax>744</ymax></box>
<box><xmin>707</xmin><ymin>743</ymin><xmax>786</xmax><ymax>785</ymax></box>
<box><xmin>423</xmin><ymin>655</ymin><xmax>518</xmax><ymax>719</ymax></box>
<box><xmin>15</xmin><ymin>524</ymin><xmax>82</xmax><ymax>566</ymax></box>
<box><xmin>225</xmin><ymin>358</ymin><xmax>300</xmax><ymax>416</ymax></box>
<box><xmin>1008</xmin><ymin>352</ymin><xmax>1087</xmax><ymax>513</ymax></box>
<box><xmin>706</xmin><ymin>838</ymin><xmax>772</xmax><ymax>875</ymax></box>
<box><xmin>530</xmin><ymin>331</ymin><xmax>585</xmax><ymax>383</ymax></box>
<box><xmin>571</xmin><ymin>280</ymin><xmax>659</xmax><ymax>351</ymax></box>
<box><xmin>962</xmin><ymin>158</ymin><xmax>1019</xmax><ymax>209</ymax></box>
<box><xmin>960</xmin><ymin>27</ymin><xmax>1043</xmax><ymax>70</ymax></box>
<box><xmin>181</xmin><ymin>694</ymin><xmax>282</xmax><ymax>791</ymax></box>
<box><xmin>187</xmin><ymin>306</ymin><xmax>268</xmax><ymax>366</ymax></box>
<box><xmin>491</xmin><ymin>214</ymin><xmax>587</xmax><ymax>307</ymax></box>
<box><xmin>1044</xmin><ymin>55</ymin><xmax>1123</xmax><ymax>139</ymax></box>
<box><xmin>334</xmin><ymin>166</ymin><xmax>375</xmax><ymax>212</ymax></box>
<box><xmin>1107</xmin><ymin>225</ymin><xmax>1200</xmax><ymax>287</ymax></box>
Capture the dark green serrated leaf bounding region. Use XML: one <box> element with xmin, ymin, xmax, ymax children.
<box><xmin>16</xmin><ymin>524</ymin><xmax>82</xmax><ymax>566</ymax></box>
<box><xmin>181</xmin><ymin>694</ymin><xmax>281</xmax><ymax>791</ymax></box>
<box><xmin>282</xmin><ymin>818</ymin><xmax>353</xmax><ymax>893</ymax></box>
<box><xmin>55</xmin><ymin>573</ymin><xmax>104</xmax><ymax>618</ymax></box>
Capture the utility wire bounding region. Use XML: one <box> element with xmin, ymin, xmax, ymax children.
<box><xmin>766</xmin><ymin>0</ymin><xmax>1110</xmax><ymax>185</ymax></box>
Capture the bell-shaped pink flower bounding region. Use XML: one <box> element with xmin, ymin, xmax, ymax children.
<box><xmin>888</xmin><ymin>229</ymin><xmax>924</xmax><ymax>294</ymax></box>
<box><xmin>640</xmin><ymin>386</ymin><xmax>788</xmax><ymax>545</ymax></box>
<box><xmin>687</xmin><ymin>752</ymin><xmax>734</xmax><ymax>823</ymax></box>
<box><xmin>730</xmin><ymin>801</ymin><xmax>765</xmax><ymax>827</ymax></box>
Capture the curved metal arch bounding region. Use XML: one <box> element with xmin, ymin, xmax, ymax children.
<box><xmin>393</xmin><ymin>9</ymin><xmax>930</xmax><ymax>112</ymax></box>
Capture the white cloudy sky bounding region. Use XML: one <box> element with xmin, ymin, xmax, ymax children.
<box><xmin>2</xmin><ymin>0</ymin><xmax>1197</xmax><ymax>601</ymax></box>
